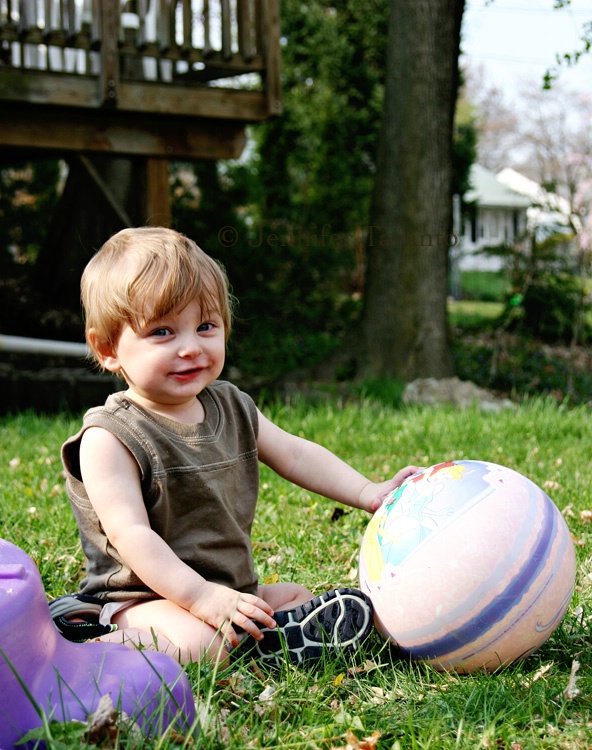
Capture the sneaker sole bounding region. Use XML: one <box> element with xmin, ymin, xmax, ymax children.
<box><xmin>48</xmin><ymin>594</ymin><xmax>117</xmax><ymax>641</ymax></box>
<box><xmin>248</xmin><ymin>588</ymin><xmax>374</xmax><ymax>666</ymax></box>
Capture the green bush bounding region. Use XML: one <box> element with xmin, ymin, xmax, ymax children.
<box><xmin>509</xmin><ymin>273</ymin><xmax>592</xmax><ymax>344</ymax></box>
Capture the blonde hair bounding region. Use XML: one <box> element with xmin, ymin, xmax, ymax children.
<box><xmin>81</xmin><ymin>227</ymin><xmax>234</xmax><ymax>365</ymax></box>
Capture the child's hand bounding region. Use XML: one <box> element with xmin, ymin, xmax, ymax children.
<box><xmin>188</xmin><ymin>581</ymin><xmax>276</xmax><ymax>649</ymax></box>
<box><xmin>360</xmin><ymin>465</ymin><xmax>422</xmax><ymax>513</ymax></box>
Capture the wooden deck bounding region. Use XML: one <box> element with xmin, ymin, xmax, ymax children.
<box><xmin>0</xmin><ymin>0</ymin><xmax>281</xmax><ymax>159</ymax></box>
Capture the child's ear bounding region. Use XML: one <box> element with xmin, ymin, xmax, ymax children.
<box><xmin>88</xmin><ymin>329</ymin><xmax>120</xmax><ymax>373</ymax></box>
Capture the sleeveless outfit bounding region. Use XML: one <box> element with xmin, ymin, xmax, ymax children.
<box><xmin>61</xmin><ymin>380</ymin><xmax>260</xmax><ymax>602</ymax></box>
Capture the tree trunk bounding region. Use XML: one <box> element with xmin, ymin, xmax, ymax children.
<box><xmin>360</xmin><ymin>0</ymin><xmax>464</xmax><ymax>381</ymax></box>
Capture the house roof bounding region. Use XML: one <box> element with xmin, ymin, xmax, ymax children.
<box><xmin>497</xmin><ymin>167</ymin><xmax>580</xmax><ymax>232</ymax></box>
<box><xmin>496</xmin><ymin>167</ymin><xmax>572</xmax><ymax>216</ymax></box>
<box><xmin>464</xmin><ymin>164</ymin><xmax>531</xmax><ymax>209</ymax></box>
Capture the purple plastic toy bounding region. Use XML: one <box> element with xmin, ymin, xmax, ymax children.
<box><xmin>0</xmin><ymin>538</ymin><xmax>196</xmax><ymax>749</ymax></box>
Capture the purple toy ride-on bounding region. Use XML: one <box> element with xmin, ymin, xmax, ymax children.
<box><xmin>0</xmin><ymin>538</ymin><xmax>196</xmax><ymax>749</ymax></box>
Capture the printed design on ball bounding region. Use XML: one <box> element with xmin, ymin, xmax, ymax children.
<box><xmin>361</xmin><ymin>461</ymin><xmax>471</xmax><ymax>583</ymax></box>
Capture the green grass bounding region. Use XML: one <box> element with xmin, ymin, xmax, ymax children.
<box><xmin>459</xmin><ymin>271</ymin><xmax>511</xmax><ymax>303</ymax></box>
<box><xmin>448</xmin><ymin>300</ymin><xmax>505</xmax><ymax>331</ymax></box>
<box><xmin>1</xmin><ymin>401</ymin><xmax>592</xmax><ymax>748</ymax></box>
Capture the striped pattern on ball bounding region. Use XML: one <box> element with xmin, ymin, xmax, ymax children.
<box><xmin>359</xmin><ymin>460</ymin><xmax>576</xmax><ymax>672</ymax></box>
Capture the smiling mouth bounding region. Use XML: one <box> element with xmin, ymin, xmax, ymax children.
<box><xmin>171</xmin><ymin>367</ymin><xmax>204</xmax><ymax>379</ymax></box>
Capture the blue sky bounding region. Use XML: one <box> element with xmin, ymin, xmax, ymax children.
<box><xmin>461</xmin><ymin>0</ymin><xmax>592</xmax><ymax>103</ymax></box>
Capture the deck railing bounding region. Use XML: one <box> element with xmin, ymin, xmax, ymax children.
<box><xmin>0</xmin><ymin>0</ymin><xmax>281</xmax><ymax>119</ymax></box>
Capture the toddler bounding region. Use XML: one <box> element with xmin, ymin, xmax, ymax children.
<box><xmin>50</xmin><ymin>227</ymin><xmax>417</xmax><ymax>666</ymax></box>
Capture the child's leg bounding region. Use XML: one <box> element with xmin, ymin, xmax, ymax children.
<box><xmin>106</xmin><ymin>598</ymin><xmax>229</xmax><ymax>665</ymax></box>
<box><xmin>258</xmin><ymin>581</ymin><xmax>314</xmax><ymax>611</ymax></box>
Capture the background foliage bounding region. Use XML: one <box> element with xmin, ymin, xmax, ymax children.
<box><xmin>0</xmin><ymin>0</ymin><xmax>478</xmax><ymax>386</ymax></box>
<box><xmin>0</xmin><ymin>2</ymin><xmax>590</xmax><ymax>401</ymax></box>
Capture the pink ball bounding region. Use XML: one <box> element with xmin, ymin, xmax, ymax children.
<box><xmin>359</xmin><ymin>460</ymin><xmax>576</xmax><ymax>673</ymax></box>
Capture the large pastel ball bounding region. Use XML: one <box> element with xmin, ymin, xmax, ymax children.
<box><xmin>359</xmin><ymin>460</ymin><xmax>576</xmax><ymax>672</ymax></box>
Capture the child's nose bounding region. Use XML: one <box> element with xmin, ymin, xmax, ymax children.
<box><xmin>178</xmin><ymin>333</ymin><xmax>202</xmax><ymax>357</ymax></box>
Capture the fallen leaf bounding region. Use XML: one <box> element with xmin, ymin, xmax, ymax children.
<box><xmin>368</xmin><ymin>686</ymin><xmax>388</xmax><ymax>704</ymax></box>
<box><xmin>347</xmin><ymin>660</ymin><xmax>378</xmax><ymax>677</ymax></box>
<box><xmin>333</xmin><ymin>673</ymin><xmax>346</xmax><ymax>687</ymax></box>
<box><xmin>562</xmin><ymin>660</ymin><xmax>581</xmax><ymax>701</ymax></box>
<box><xmin>579</xmin><ymin>509</ymin><xmax>592</xmax><ymax>523</ymax></box>
<box><xmin>331</xmin><ymin>729</ymin><xmax>382</xmax><ymax>750</ymax></box>
<box><xmin>84</xmin><ymin>694</ymin><xmax>141</xmax><ymax>747</ymax></box>
<box><xmin>258</xmin><ymin>685</ymin><xmax>277</xmax><ymax>702</ymax></box>
<box><xmin>570</xmin><ymin>533</ymin><xmax>586</xmax><ymax>547</ymax></box>
<box><xmin>522</xmin><ymin>663</ymin><xmax>552</xmax><ymax>687</ymax></box>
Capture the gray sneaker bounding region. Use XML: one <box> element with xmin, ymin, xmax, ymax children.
<box><xmin>236</xmin><ymin>587</ymin><xmax>374</xmax><ymax>666</ymax></box>
<box><xmin>49</xmin><ymin>593</ymin><xmax>118</xmax><ymax>642</ymax></box>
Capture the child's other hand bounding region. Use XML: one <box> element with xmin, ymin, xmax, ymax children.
<box><xmin>188</xmin><ymin>582</ymin><xmax>276</xmax><ymax>649</ymax></box>
<box><xmin>361</xmin><ymin>465</ymin><xmax>422</xmax><ymax>513</ymax></box>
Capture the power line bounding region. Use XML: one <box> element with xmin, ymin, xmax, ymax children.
<box><xmin>462</xmin><ymin>52</ymin><xmax>556</xmax><ymax>66</ymax></box>
<box><xmin>482</xmin><ymin>7</ymin><xmax>592</xmax><ymax>12</ymax></box>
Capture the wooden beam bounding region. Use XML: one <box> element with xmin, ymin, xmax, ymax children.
<box><xmin>0</xmin><ymin>69</ymin><xmax>270</xmax><ymax>120</ymax></box>
<box><xmin>78</xmin><ymin>155</ymin><xmax>133</xmax><ymax>227</ymax></box>
<box><xmin>0</xmin><ymin>106</ymin><xmax>247</xmax><ymax>159</ymax></box>
<box><xmin>116</xmin><ymin>80</ymin><xmax>268</xmax><ymax>120</ymax></box>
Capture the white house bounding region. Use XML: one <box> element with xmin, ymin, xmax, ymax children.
<box><xmin>496</xmin><ymin>167</ymin><xmax>578</xmax><ymax>246</ymax></box>
<box><xmin>458</xmin><ymin>164</ymin><xmax>531</xmax><ymax>272</ymax></box>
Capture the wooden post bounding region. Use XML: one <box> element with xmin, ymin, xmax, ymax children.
<box><xmin>145</xmin><ymin>158</ymin><xmax>171</xmax><ymax>227</ymax></box>
<box><xmin>237</xmin><ymin>0</ymin><xmax>253</xmax><ymax>62</ymax></box>
<box><xmin>181</xmin><ymin>0</ymin><xmax>191</xmax><ymax>52</ymax></box>
<box><xmin>262</xmin><ymin>0</ymin><xmax>281</xmax><ymax>116</ymax></box>
<box><xmin>221</xmin><ymin>0</ymin><xmax>231</xmax><ymax>60</ymax></box>
<box><xmin>99</xmin><ymin>0</ymin><xmax>119</xmax><ymax>106</ymax></box>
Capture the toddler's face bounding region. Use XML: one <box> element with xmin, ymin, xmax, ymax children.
<box><xmin>102</xmin><ymin>297</ymin><xmax>226</xmax><ymax>413</ymax></box>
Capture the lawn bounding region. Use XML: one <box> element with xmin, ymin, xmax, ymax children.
<box><xmin>448</xmin><ymin>300</ymin><xmax>505</xmax><ymax>331</ymax></box>
<box><xmin>1</xmin><ymin>399</ymin><xmax>591</xmax><ymax>749</ymax></box>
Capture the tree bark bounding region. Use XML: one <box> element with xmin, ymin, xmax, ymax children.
<box><xmin>360</xmin><ymin>0</ymin><xmax>464</xmax><ymax>381</ymax></box>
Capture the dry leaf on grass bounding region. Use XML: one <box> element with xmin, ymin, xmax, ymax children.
<box><xmin>85</xmin><ymin>694</ymin><xmax>142</xmax><ymax>747</ymax></box>
<box><xmin>562</xmin><ymin>660</ymin><xmax>581</xmax><ymax>701</ymax></box>
<box><xmin>331</xmin><ymin>729</ymin><xmax>381</xmax><ymax>750</ymax></box>
<box><xmin>521</xmin><ymin>663</ymin><xmax>552</xmax><ymax>688</ymax></box>
<box><xmin>347</xmin><ymin>660</ymin><xmax>378</xmax><ymax>677</ymax></box>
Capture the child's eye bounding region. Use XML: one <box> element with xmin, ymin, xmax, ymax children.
<box><xmin>150</xmin><ymin>327</ymin><xmax>172</xmax><ymax>337</ymax></box>
<box><xmin>197</xmin><ymin>322</ymin><xmax>215</xmax><ymax>332</ymax></box>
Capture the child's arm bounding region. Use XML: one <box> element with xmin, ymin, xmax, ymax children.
<box><xmin>256</xmin><ymin>410</ymin><xmax>419</xmax><ymax>512</ymax></box>
<box><xmin>78</xmin><ymin>426</ymin><xmax>275</xmax><ymax>648</ymax></box>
